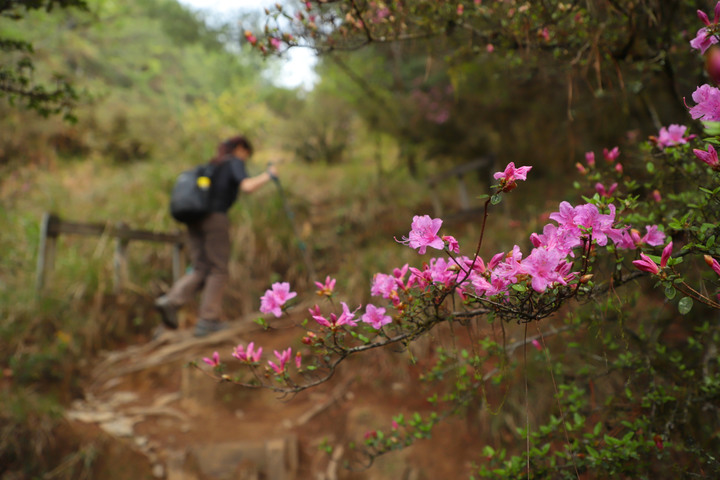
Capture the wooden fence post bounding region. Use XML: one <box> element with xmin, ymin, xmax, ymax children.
<box><xmin>456</xmin><ymin>174</ymin><xmax>471</xmax><ymax>211</ymax></box>
<box><xmin>113</xmin><ymin>222</ymin><xmax>130</xmax><ymax>293</ymax></box>
<box><xmin>35</xmin><ymin>212</ymin><xmax>59</xmax><ymax>293</ymax></box>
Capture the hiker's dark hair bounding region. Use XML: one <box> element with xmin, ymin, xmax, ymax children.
<box><xmin>210</xmin><ymin>135</ymin><xmax>253</xmax><ymax>164</ymax></box>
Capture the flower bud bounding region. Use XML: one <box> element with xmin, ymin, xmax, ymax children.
<box><xmin>302</xmin><ymin>331</ymin><xmax>317</xmax><ymax>345</ymax></box>
<box><xmin>580</xmin><ymin>274</ymin><xmax>594</xmax><ymax>284</ymax></box>
<box><xmin>705</xmin><ymin>255</ymin><xmax>715</xmax><ymax>268</ymax></box>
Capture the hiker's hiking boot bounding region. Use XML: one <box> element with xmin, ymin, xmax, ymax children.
<box><xmin>194</xmin><ymin>318</ymin><xmax>227</xmax><ymax>338</ymax></box>
<box><xmin>154</xmin><ymin>295</ymin><xmax>179</xmax><ymax>329</ymax></box>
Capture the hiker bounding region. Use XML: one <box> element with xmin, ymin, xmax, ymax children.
<box><xmin>155</xmin><ymin>135</ymin><xmax>279</xmax><ymax>337</ymax></box>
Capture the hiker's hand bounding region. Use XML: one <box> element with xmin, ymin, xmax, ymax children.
<box><xmin>267</xmin><ymin>164</ymin><xmax>279</xmax><ymax>179</ymax></box>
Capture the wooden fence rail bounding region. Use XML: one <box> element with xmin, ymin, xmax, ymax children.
<box><xmin>35</xmin><ymin>212</ymin><xmax>186</xmax><ymax>293</ymax></box>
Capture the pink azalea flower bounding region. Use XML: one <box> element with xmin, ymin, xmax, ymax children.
<box><xmin>491</xmin><ymin>246</ymin><xmax>524</xmax><ymax>284</ymax></box>
<box><xmin>653</xmin><ymin>124</ymin><xmax>694</xmax><ymax>148</ymax></box>
<box><xmin>315</xmin><ymin>276</ymin><xmax>336</xmax><ymax>297</ymax></box>
<box><xmin>576</xmin><ymin>162</ymin><xmax>588</xmax><ymax>175</ymax></box>
<box><xmin>690</xmin><ymin>27</ymin><xmax>718</xmax><ymax>54</ymax></box>
<box><xmin>603</xmin><ymin>146</ymin><xmax>620</xmax><ymax>162</ymax></box>
<box><xmin>531</xmin><ymin>339</ymin><xmax>542</xmax><ymax>351</ymax></box>
<box><xmin>595</xmin><ymin>182</ymin><xmax>618</xmax><ymax>198</ymax></box>
<box><xmin>585</xmin><ymin>151</ymin><xmax>596</xmax><ymax>166</ymax></box>
<box><xmin>203</xmin><ymin>351</ymin><xmax>220</xmax><ymax>367</ymax></box>
<box><xmin>548</xmin><ymin>201</ymin><xmax>577</xmax><ymax>227</ymax></box>
<box><xmin>690</xmin><ymin>4</ymin><xmax>720</xmax><ymax>53</ymax></box>
<box><xmin>540</xmin><ymin>27</ymin><xmax>550</xmax><ymax>42</ymax></box>
<box><xmin>313</xmin><ymin>302</ymin><xmax>360</xmax><ymax>329</ymax></box>
<box><xmin>443</xmin><ymin>235</ymin><xmax>460</xmax><ymax>253</ymax></box>
<box><xmin>308</xmin><ymin>304</ymin><xmax>322</xmax><ymax>317</ymax></box>
<box><xmin>269</xmin><ymin>37</ymin><xmax>282</xmax><ymax>50</ymax></box>
<box><xmin>259</xmin><ymin>282</ymin><xmax>297</xmax><ymax>318</ymax></box>
<box><xmin>362</xmin><ymin>304</ymin><xmax>392</xmax><ymax>329</ymax></box>
<box><xmin>295</xmin><ymin>352</ymin><xmax>302</xmax><ymax>369</ymax></box>
<box><xmin>268</xmin><ymin>348</ymin><xmax>292</xmax><ymax>374</ymax></box>
<box><xmin>521</xmin><ymin>247</ymin><xmax>569</xmax><ymax>293</ymax></box>
<box><xmin>639</xmin><ymin>225</ymin><xmax>666</xmax><ymax>247</ymax></box>
<box><xmin>493</xmin><ymin>162</ymin><xmax>532</xmax><ymax>192</ymax></box>
<box><xmin>632</xmin><ymin>253</ymin><xmax>660</xmax><ymax>275</ymax></box>
<box><xmin>371</xmin><ymin>273</ymin><xmax>397</xmax><ymax>299</ymax></box>
<box><xmin>573</xmin><ymin>203</ymin><xmax>623</xmax><ymax>247</ymax></box>
<box><xmin>471</xmin><ymin>273</ymin><xmax>511</xmax><ymax>298</ymax></box>
<box><xmin>335</xmin><ymin>302</ymin><xmax>360</xmax><ymax>327</ymax></box>
<box><xmin>652</xmin><ymin>190</ymin><xmax>662</xmax><ymax>202</ymax></box>
<box><xmin>232</xmin><ymin>342</ymin><xmax>263</xmax><ymax>363</ymax></box>
<box><xmin>399</xmin><ymin>215</ymin><xmax>445</xmax><ymax>254</ymax></box>
<box><xmin>614</xmin><ymin>230</ymin><xmax>637</xmax><ymax>250</ymax></box>
<box><xmin>376</xmin><ymin>7</ymin><xmax>390</xmax><ymax>19</ymax></box>
<box><xmin>529</xmin><ymin>223</ymin><xmax>581</xmax><ymax>255</ymax></box>
<box><xmin>693</xmin><ymin>144</ymin><xmax>720</xmax><ymax>168</ymax></box>
<box><xmin>688</xmin><ymin>84</ymin><xmax>720</xmax><ymax>122</ymax></box>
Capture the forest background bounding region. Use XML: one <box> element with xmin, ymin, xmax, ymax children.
<box><xmin>2</xmin><ymin>0</ymin><xmax>719</xmax><ymax>478</ymax></box>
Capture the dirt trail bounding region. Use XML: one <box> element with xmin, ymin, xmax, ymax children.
<box><xmin>64</xmin><ymin>309</ymin><xmax>477</xmax><ymax>480</ymax></box>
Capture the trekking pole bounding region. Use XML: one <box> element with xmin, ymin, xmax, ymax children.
<box><xmin>268</xmin><ymin>165</ymin><xmax>317</xmax><ymax>281</ymax></box>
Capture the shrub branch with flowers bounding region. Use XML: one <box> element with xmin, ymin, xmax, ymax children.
<box><xmin>194</xmin><ymin>3</ymin><xmax>720</xmax><ymax>479</ymax></box>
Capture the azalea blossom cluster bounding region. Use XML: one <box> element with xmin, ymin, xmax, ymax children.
<box><xmin>200</xmin><ymin>161</ymin><xmax>677</xmax><ymax>381</ymax></box>
<box><xmin>688</xmin><ymin>3</ymin><xmax>720</xmax><ymax>124</ymax></box>
<box><xmin>575</xmin><ymin>146</ymin><xmax>624</xmax><ymax>197</ymax></box>
<box><xmin>690</xmin><ymin>2</ymin><xmax>720</xmax><ymax>54</ymax></box>
<box><xmin>384</xmin><ymin>201</ymin><xmax>666</xmax><ymax>300</ymax></box>
<box><xmin>203</xmin><ymin>342</ymin><xmax>302</xmax><ymax>376</ymax></box>
<box><xmin>259</xmin><ymin>276</ymin><xmax>393</xmax><ymax>332</ymax></box>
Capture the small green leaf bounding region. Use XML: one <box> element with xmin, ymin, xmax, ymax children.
<box><xmin>678</xmin><ymin>296</ymin><xmax>693</xmax><ymax>315</ymax></box>
<box><xmin>646</xmin><ymin>162</ymin><xmax>655</xmax><ymax>173</ymax></box>
<box><xmin>664</xmin><ymin>286</ymin><xmax>676</xmax><ymax>300</ymax></box>
<box><xmin>491</xmin><ymin>194</ymin><xmax>502</xmax><ymax>205</ymax></box>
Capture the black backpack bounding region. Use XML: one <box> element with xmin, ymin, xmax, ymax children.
<box><xmin>169</xmin><ymin>163</ymin><xmax>217</xmax><ymax>223</ymax></box>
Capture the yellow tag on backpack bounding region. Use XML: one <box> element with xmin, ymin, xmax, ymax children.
<box><xmin>196</xmin><ymin>176</ymin><xmax>211</xmax><ymax>189</ymax></box>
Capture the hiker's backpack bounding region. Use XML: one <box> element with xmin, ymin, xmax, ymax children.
<box><xmin>169</xmin><ymin>163</ymin><xmax>217</xmax><ymax>223</ymax></box>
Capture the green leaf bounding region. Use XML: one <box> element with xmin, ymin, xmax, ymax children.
<box><xmin>646</xmin><ymin>162</ymin><xmax>655</xmax><ymax>173</ymax></box>
<box><xmin>491</xmin><ymin>194</ymin><xmax>502</xmax><ymax>205</ymax></box>
<box><xmin>703</xmin><ymin>121</ymin><xmax>720</xmax><ymax>136</ymax></box>
<box><xmin>678</xmin><ymin>297</ymin><xmax>693</xmax><ymax>315</ymax></box>
<box><xmin>664</xmin><ymin>286</ymin><xmax>676</xmax><ymax>300</ymax></box>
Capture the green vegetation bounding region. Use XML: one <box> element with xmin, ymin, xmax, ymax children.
<box><xmin>4</xmin><ymin>0</ymin><xmax>720</xmax><ymax>478</ymax></box>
